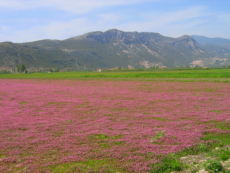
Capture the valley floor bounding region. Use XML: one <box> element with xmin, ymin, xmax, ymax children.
<box><xmin>0</xmin><ymin>78</ymin><xmax>229</xmax><ymax>172</ymax></box>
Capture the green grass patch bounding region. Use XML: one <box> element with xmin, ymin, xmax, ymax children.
<box><xmin>201</xmin><ymin>133</ymin><xmax>230</xmax><ymax>146</ymax></box>
<box><xmin>216</xmin><ymin>122</ymin><xmax>230</xmax><ymax>131</ymax></box>
<box><xmin>205</xmin><ymin>148</ymin><xmax>230</xmax><ymax>161</ymax></box>
<box><xmin>150</xmin><ymin>130</ymin><xmax>166</xmax><ymax>143</ymax></box>
<box><xmin>175</xmin><ymin>132</ymin><xmax>230</xmax><ymax>158</ymax></box>
<box><xmin>150</xmin><ymin>132</ymin><xmax>230</xmax><ymax>172</ymax></box>
<box><xmin>0</xmin><ymin>155</ymin><xmax>6</xmax><ymax>159</ymax></box>
<box><xmin>150</xmin><ymin>154</ymin><xmax>185</xmax><ymax>173</ymax></box>
<box><xmin>54</xmin><ymin>132</ymin><xmax>63</xmax><ymax>137</ymax></box>
<box><xmin>219</xmin><ymin>148</ymin><xmax>230</xmax><ymax>161</ymax></box>
<box><xmin>152</xmin><ymin>117</ymin><xmax>166</xmax><ymax>121</ymax></box>
<box><xmin>1</xmin><ymin>69</ymin><xmax>230</xmax><ymax>79</ymax></box>
<box><xmin>112</xmin><ymin>135</ymin><xmax>123</xmax><ymax>139</ymax></box>
<box><xmin>205</xmin><ymin>120</ymin><xmax>219</xmax><ymax>124</ymax></box>
<box><xmin>175</xmin><ymin>133</ymin><xmax>230</xmax><ymax>158</ymax></box>
<box><xmin>31</xmin><ymin>114</ymin><xmax>39</xmax><ymax>116</ymax></box>
<box><xmin>204</xmin><ymin>121</ymin><xmax>230</xmax><ymax>131</ymax></box>
<box><xmin>87</xmin><ymin>134</ymin><xmax>108</xmax><ymax>140</ymax></box>
<box><xmin>154</xmin><ymin>112</ymin><xmax>163</xmax><ymax>114</ymax></box>
<box><xmin>100</xmin><ymin>141</ymin><xmax>124</xmax><ymax>149</ymax></box>
<box><xmin>143</xmin><ymin>112</ymin><xmax>152</xmax><ymax>115</ymax></box>
<box><xmin>210</xmin><ymin>110</ymin><xmax>222</xmax><ymax>113</ymax></box>
<box><xmin>87</xmin><ymin>134</ymin><xmax>124</xmax><ymax>149</ymax></box>
<box><xmin>18</xmin><ymin>101</ymin><xmax>27</xmax><ymax>105</ymax></box>
<box><xmin>49</xmin><ymin>159</ymin><xmax>120</xmax><ymax>172</ymax></box>
<box><xmin>203</xmin><ymin>159</ymin><xmax>224</xmax><ymax>173</ymax></box>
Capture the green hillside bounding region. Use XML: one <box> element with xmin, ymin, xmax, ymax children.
<box><xmin>0</xmin><ymin>42</ymin><xmax>83</xmax><ymax>71</ymax></box>
<box><xmin>1</xmin><ymin>29</ymin><xmax>229</xmax><ymax>71</ymax></box>
<box><xmin>20</xmin><ymin>29</ymin><xmax>212</xmax><ymax>69</ymax></box>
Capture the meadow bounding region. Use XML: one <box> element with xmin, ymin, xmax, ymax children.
<box><xmin>0</xmin><ymin>69</ymin><xmax>230</xmax><ymax>172</ymax></box>
<box><xmin>1</xmin><ymin>69</ymin><xmax>230</xmax><ymax>80</ymax></box>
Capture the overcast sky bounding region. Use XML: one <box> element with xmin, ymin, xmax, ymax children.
<box><xmin>1</xmin><ymin>0</ymin><xmax>230</xmax><ymax>43</ymax></box>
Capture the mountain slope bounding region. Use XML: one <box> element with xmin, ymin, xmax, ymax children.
<box><xmin>0</xmin><ymin>29</ymin><xmax>221</xmax><ymax>70</ymax></box>
<box><xmin>0</xmin><ymin>42</ymin><xmax>83</xmax><ymax>71</ymax></box>
<box><xmin>21</xmin><ymin>29</ymin><xmax>211</xmax><ymax>68</ymax></box>
<box><xmin>192</xmin><ymin>35</ymin><xmax>230</xmax><ymax>49</ymax></box>
<box><xmin>192</xmin><ymin>35</ymin><xmax>230</xmax><ymax>66</ymax></box>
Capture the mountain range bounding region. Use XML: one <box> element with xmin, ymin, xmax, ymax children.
<box><xmin>1</xmin><ymin>29</ymin><xmax>230</xmax><ymax>71</ymax></box>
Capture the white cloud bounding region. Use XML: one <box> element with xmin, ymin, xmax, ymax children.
<box><xmin>0</xmin><ymin>0</ymin><xmax>153</xmax><ymax>13</ymax></box>
<box><xmin>1</xmin><ymin>3</ymin><xmax>230</xmax><ymax>42</ymax></box>
<box><xmin>3</xmin><ymin>16</ymin><xmax>121</xmax><ymax>42</ymax></box>
<box><xmin>1</xmin><ymin>7</ymin><xmax>208</xmax><ymax>42</ymax></box>
<box><xmin>117</xmin><ymin>6</ymin><xmax>210</xmax><ymax>36</ymax></box>
<box><xmin>0</xmin><ymin>26</ymin><xmax>10</xmax><ymax>31</ymax></box>
<box><xmin>218</xmin><ymin>14</ymin><xmax>230</xmax><ymax>23</ymax></box>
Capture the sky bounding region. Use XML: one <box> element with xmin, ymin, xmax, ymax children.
<box><xmin>1</xmin><ymin>0</ymin><xmax>230</xmax><ymax>43</ymax></box>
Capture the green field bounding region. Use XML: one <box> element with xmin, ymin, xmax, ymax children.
<box><xmin>1</xmin><ymin>68</ymin><xmax>230</xmax><ymax>172</ymax></box>
<box><xmin>1</xmin><ymin>69</ymin><xmax>230</xmax><ymax>80</ymax></box>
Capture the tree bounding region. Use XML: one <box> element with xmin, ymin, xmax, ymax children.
<box><xmin>17</xmin><ymin>65</ymin><xmax>20</xmax><ymax>73</ymax></box>
<box><xmin>1</xmin><ymin>69</ymin><xmax>7</xmax><ymax>74</ymax></box>
<box><xmin>12</xmin><ymin>68</ymin><xmax>16</xmax><ymax>73</ymax></box>
<box><xmin>48</xmin><ymin>68</ymin><xmax>53</xmax><ymax>72</ymax></box>
<box><xmin>20</xmin><ymin>64</ymin><xmax>26</xmax><ymax>73</ymax></box>
<box><xmin>53</xmin><ymin>68</ymin><xmax>59</xmax><ymax>72</ymax></box>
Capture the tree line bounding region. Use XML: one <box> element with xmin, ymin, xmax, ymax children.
<box><xmin>12</xmin><ymin>64</ymin><xmax>27</xmax><ymax>73</ymax></box>
<box><xmin>48</xmin><ymin>68</ymin><xmax>59</xmax><ymax>72</ymax></box>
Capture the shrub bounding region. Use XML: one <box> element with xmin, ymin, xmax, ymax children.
<box><xmin>198</xmin><ymin>143</ymin><xmax>210</xmax><ymax>152</ymax></box>
<box><xmin>0</xmin><ymin>69</ymin><xmax>12</xmax><ymax>74</ymax></box>
<box><xmin>219</xmin><ymin>149</ymin><xmax>230</xmax><ymax>161</ymax></box>
<box><xmin>54</xmin><ymin>68</ymin><xmax>59</xmax><ymax>72</ymax></box>
<box><xmin>204</xmin><ymin>159</ymin><xmax>223</xmax><ymax>173</ymax></box>
<box><xmin>151</xmin><ymin>155</ymin><xmax>184</xmax><ymax>173</ymax></box>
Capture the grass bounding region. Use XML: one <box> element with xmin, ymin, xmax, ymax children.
<box><xmin>219</xmin><ymin>149</ymin><xmax>230</xmax><ymax>161</ymax></box>
<box><xmin>49</xmin><ymin>159</ymin><xmax>121</xmax><ymax>172</ymax></box>
<box><xmin>150</xmin><ymin>130</ymin><xmax>166</xmax><ymax>143</ymax></box>
<box><xmin>0</xmin><ymin>155</ymin><xmax>6</xmax><ymax>159</ymax></box>
<box><xmin>217</xmin><ymin>122</ymin><xmax>230</xmax><ymax>131</ymax></box>
<box><xmin>201</xmin><ymin>133</ymin><xmax>230</xmax><ymax>146</ymax></box>
<box><xmin>87</xmin><ymin>134</ymin><xmax>109</xmax><ymax>140</ymax></box>
<box><xmin>1</xmin><ymin>69</ymin><xmax>230</xmax><ymax>80</ymax></box>
<box><xmin>18</xmin><ymin>101</ymin><xmax>27</xmax><ymax>105</ymax></box>
<box><xmin>177</xmin><ymin>133</ymin><xmax>230</xmax><ymax>157</ymax></box>
<box><xmin>206</xmin><ymin>148</ymin><xmax>230</xmax><ymax>161</ymax></box>
<box><xmin>150</xmin><ymin>132</ymin><xmax>230</xmax><ymax>173</ymax></box>
<box><xmin>203</xmin><ymin>159</ymin><xmax>223</xmax><ymax>173</ymax></box>
<box><xmin>150</xmin><ymin>154</ymin><xmax>185</xmax><ymax>173</ymax></box>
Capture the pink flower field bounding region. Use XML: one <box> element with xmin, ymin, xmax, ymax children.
<box><xmin>0</xmin><ymin>79</ymin><xmax>230</xmax><ymax>172</ymax></box>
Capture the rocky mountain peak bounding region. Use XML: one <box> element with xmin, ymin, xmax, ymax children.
<box><xmin>71</xmin><ymin>29</ymin><xmax>163</xmax><ymax>44</ymax></box>
<box><xmin>181</xmin><ymin>35</ymin><xmax>199</xmax><ymax>49</ymax></box>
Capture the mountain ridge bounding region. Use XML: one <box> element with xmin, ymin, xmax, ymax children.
<box><xmin>192</xmin><ymin>35</ymin><xmax>230</xmax><ymax>61</ymax></box>
<box><xmin>1</xmin><ymin>29</ymin><xmax>229</xmax><ymax>71</ymax></box>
